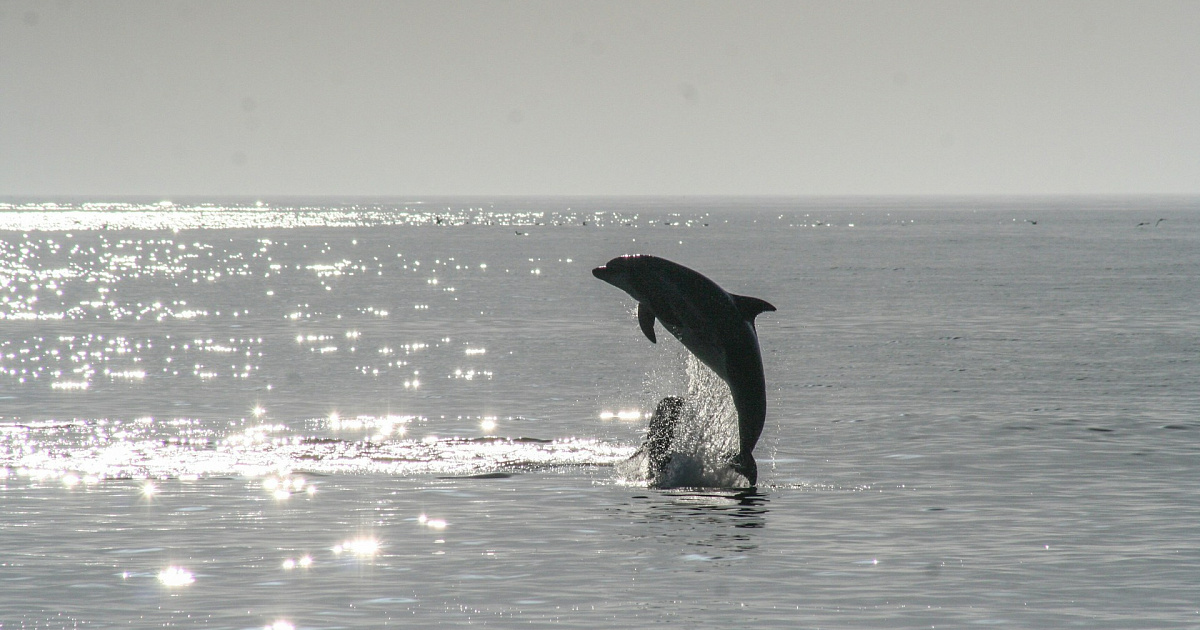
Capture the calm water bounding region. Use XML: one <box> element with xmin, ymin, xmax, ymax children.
<box><xmin>1</xmin><ymin>197</ymin><xmax>1198</xmax><ymax>628</ymax></box>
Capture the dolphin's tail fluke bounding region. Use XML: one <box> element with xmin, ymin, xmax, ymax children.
<box><xmin>730</xmin><ymin>451</ymin><xmax>758</xmax><ymax>486</ymax></box>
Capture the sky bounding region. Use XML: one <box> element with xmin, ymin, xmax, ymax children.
<box><xmin>2</xmin><ymin>0</ymin><xmax>1198</xmax><ymax>197</ymax></box>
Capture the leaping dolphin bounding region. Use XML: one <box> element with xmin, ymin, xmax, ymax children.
<box><xmin>592</xmin><ymin>255</ymin><xmax>775</xmax><ymax>485</ymax></box>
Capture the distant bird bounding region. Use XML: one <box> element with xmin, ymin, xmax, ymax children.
<box><xmin>1136</xmin><ymin>219</ymin><xmax>1166</xmax><ymax>228</ymax></box>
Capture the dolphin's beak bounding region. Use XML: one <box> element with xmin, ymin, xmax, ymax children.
<box><xmin>591</xmin><ymin>266</ymin><xmax>612</xmax><ymax>281</ymax></box>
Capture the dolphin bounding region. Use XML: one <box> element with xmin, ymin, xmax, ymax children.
<box><xmin>592</xmin><ymin>255</ymin><xmax>775</xmax><ymax>485</ymax></box>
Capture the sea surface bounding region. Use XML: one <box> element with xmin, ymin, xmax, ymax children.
<box><xmin>1</xmin><ymin>196</ymin><xmax>1197</xmax><ymax>628</ymax></box>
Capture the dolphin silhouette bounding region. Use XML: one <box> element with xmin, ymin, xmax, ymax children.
<box><xmin>592</xmin><ymin>255</ymin><xmax>775</xmax><ymax>485</ymax></box>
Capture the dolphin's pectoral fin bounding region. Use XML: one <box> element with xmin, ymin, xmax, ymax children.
<box><xmin>731</xmin><ymin>294</ymin><xmax>777</xmax><ymax>326</ymax></box>
<box><xmin>637</xmin><ymin>303</ymin><xmax>658</xmax><ymax>343</ymax></box>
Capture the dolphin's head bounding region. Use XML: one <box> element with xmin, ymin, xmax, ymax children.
<box><xmin>592</xmin><ymin>255</ymin><xmax>647</xmax><ymax>295</ymax></box>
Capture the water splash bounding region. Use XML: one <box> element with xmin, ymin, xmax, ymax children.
<box><xmin>618</xmin><ymin>354</ymin><xmax>745</xmax><ymax>488</ymax></box>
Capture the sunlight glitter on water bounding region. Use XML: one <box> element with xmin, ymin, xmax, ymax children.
<box><xmin>418</xmin><ymin>514</ymin><xmax>448</xmax><ymax>530</ymax></box>
<box><xmin>599</xmin><ymin>410</ymin><xmax>645</xmax><ymax>421</ymax></box>
<box><xmin>332</xmin><ymin>538</ymin><xmax>380</xmax><ymax>556</ymax></box>
<box><xmin>327</xmin><ymin>412</ymin><xmax>417</xmax><ymax>432</ymax></box>
<box><xmin>1</xmin><ymin>411</ymin><xmax>633</xmax><ymax>480</ymax></box>
<box><xmin>0</xmin><ymin>200</ymin><xmax>641</xmax><ymax>231</ymax></box>
<box><xmin>156</xmin><ymin>566</ymin><xmax>195</xmax><ymax>587</ymax></box>
<box><xmin>281</xmin><ymin>555</ymin><xmax>313</xmax><ymax>570</ymax></box>
<box><xmin>263</xmin><ymin>475</ymin><xmax>310</xmax><ymax>500</ymax></box>
<box><xmin>2</xmin><ymin>199</ymin><xmax>1197</xmax><ymax>628</ymax></box>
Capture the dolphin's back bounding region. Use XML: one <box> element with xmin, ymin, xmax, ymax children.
<box><xmin>631</xmin><ymin>257</ymin><xmax>748</xmax><ymax>338</ymax></box>
<box><xmin>631</xmin><ymin>257</ymin><xmax>771</xmax><ymax>375</ymax></box>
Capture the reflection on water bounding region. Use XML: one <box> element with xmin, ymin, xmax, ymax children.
<box><xmin>280</xmin><ymin>555</ymin><xmax>312</xmax><ymax>570</ymax></box>
<box><xmin>657</xmin><ymin>488</ymin><xmax>770</xmax><ymax>530</ymax></box>
<box><xmin>620</xmin><ymin>489</ymin><xmax>771</xmax><ymax>565</ymax></box>
<box><xmin>1</xmin><ymin>418</ymin><xmax>632</xmax><ymax>480</ymax></box>
<box><xmin>332</xmin><ymin>538</ymin><xmax>381</xmax><ymax>557</ymax></box>
<box><xmin>0</xmin><ymin>203</ymin><xmax>680</xmax><ymax>552</ymax></box>
<box><xmin>1</xmin><ymin>202</ymin><xmax>649</xmax><ymax>481</ymax></box>
<box><xmin>156</xmin><ymin>565</ymin><xmax>195</xmax><ymax>587</ymax></box>
<box><xmin>0</xmin><ymin>199</ymin><xmax>648</xmax><ymax>231</ymax></box>
<box><xmin>2</xmin><ymin>198</ymin><xmax>1199</xmax><ymax>628</ymax></box>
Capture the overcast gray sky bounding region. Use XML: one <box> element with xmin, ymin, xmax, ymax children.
<box><xmin>2</xmin><ymin>1</ymin><xmax>1198</xmax><ymax>197</ymax></box>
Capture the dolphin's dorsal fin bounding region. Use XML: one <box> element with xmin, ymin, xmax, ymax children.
<box><xmin>731</xmin><ymin>294</ymin><xmax>776</xmax><ymax>325</ymax></box>
<box><xmin>637</xmin><ymin>302</ymin><xmax>658</xmax><ymax>343</ymax></box>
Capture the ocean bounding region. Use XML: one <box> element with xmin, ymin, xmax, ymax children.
<box><xmin>1</xmin><ymin>196</ymin><xmax>1197</xmax><ymax>628</ymax></box>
